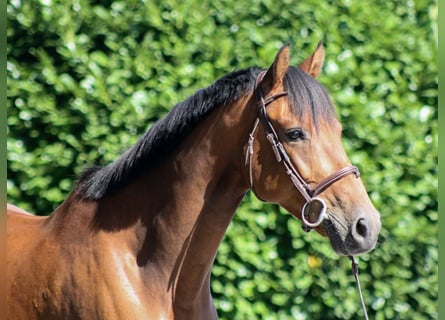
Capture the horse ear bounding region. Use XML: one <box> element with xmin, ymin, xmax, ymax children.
<box><xmin>299</xmin><ymin>42</ymin><xmax>325</xmax><ymax>78</ymax></box>
<box><xmin>260</xmin><ymin>44</ymin><xmax>290</xmax><ymax>93</ymax></box>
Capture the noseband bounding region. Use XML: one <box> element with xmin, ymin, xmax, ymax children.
<box><xmin>245</xmin><ymin>71</ymin><xmax>360</xmax><ymax>232</ymax></box>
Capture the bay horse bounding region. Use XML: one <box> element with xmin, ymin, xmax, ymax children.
<box><xmin>7</xmin><ymin>43</ymin><xmax>381</xmax><ymax>319</ymax></box>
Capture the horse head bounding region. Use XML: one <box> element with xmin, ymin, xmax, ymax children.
<box><xmin>246</xmin><ymin>44</ymin><xmax>381</xmax><ymax>256</ymax></box>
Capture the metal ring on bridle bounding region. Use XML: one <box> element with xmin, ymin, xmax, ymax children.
<box><xmin>301</xmin><ymin>197</ymin><xmax>327</xmax><ymax>228</ymax></box>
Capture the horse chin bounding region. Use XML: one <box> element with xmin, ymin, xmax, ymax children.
<box><xmin>321</xmin><ymin>219</ymin><xmax>350</xmax><ymax>255</ymax></box>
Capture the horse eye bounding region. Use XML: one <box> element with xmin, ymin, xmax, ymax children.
<box><xmin>285</xmin><ymin>128</ymin><xmax>306</xmax><ymax>141</ymax></box>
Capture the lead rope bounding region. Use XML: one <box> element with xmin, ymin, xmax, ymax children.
<box><xmin>349</xmin><ymin>256</ymin><xmax>369</xmax><ymax>320</ymax></box>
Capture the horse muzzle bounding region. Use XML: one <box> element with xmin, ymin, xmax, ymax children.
<box><xmin>324</xmin><ymin>209</ymin><xmax>381</xmax><ymax>256</ymax></box>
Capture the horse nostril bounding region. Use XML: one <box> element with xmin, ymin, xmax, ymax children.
<box><xmin>342</xmin><ymin>213</ymin><xmax>380</xmax><ymax>255</ymax></box>
<box><xmin>354</xmin><ymin>218</ymin><xmax>368</xmax><ymax>238</ymax></box>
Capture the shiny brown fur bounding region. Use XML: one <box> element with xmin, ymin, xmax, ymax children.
<box><xmin>7</xmin><ymin>44</ymin><xmax>380</xmax><ymax>319</ymax></box>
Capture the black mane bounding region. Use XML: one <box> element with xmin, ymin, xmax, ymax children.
<box><xmin>78</xmin><ymin>66</ymin><xmax>336</xmax><ymax>200</ymax></box>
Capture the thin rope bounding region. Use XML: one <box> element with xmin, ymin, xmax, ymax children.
<box><xmin>349</xmin><ymin>256</ymin><xmax>369</xmax><ymax>320</ymax></box>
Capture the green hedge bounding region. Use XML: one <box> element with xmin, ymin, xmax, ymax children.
<box><xmin>7</xmin><ymin>0</ymin><xmax>437</xmax><ymax>319</ymax></box>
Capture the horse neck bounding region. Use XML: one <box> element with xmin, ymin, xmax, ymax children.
<box><xmin>67</xmin><ymin>94</ymin><xmax>257</xmax><ymax>313</ymax></box>
<box><xmin>143</xmin><ymin>95</ymin><xmax>256</xmax><ymax>311</ymax></box>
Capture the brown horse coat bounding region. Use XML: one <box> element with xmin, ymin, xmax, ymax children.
<box><xmin>7</xmin><ymin>45</ymin><xmax>380</xmax><ymax>319</ymax></box>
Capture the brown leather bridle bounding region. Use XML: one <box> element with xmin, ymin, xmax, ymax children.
<box><xmin>246</xmin><ymin>71</ymin><xmax>370</xmax><ymax>319</ymax></box>
<box><xmin>245</xmin><ymin>71</ymin><xmax>360</xmax><ymax>232</ymax></box>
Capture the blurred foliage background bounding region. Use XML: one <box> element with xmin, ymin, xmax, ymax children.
<box><xmin>7</xmin><ymin>0</ymin><xmax>437</xmax><ymax>319</ymax></box>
